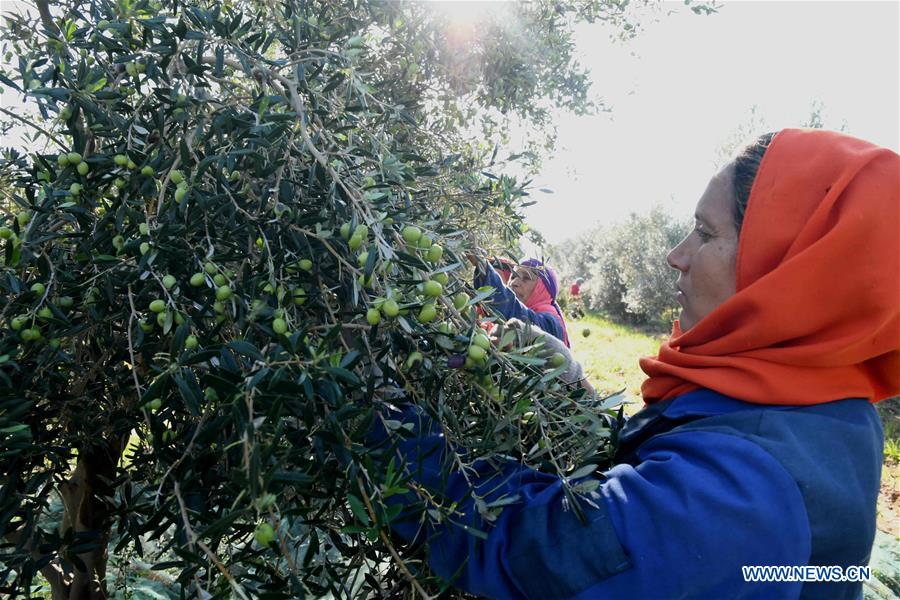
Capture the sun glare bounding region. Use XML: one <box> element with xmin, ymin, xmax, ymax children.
<box><xmin>425</xmin><ymin>1</ymin><xmax>513</xmax><ymax>29</ymax></box>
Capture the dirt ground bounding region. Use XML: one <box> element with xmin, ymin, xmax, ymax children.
<box><xmin>877</xmin><ymin>398</ymin><xmax>900</xmax><ymax>537</ymax></box>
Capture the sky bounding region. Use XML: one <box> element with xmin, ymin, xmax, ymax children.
<box><xmin>513</xmin><ymin>1</ymin><xmax>900</xmax><ymax>245</ymax></box>
<box><xmin>2</xmin><ymin>1</ymin><xmax>897</xmax><ymax>248</ymax></box>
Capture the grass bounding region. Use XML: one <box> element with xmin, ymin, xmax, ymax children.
<box><xmin>566</xmin><ymin>313</ymin><xmax>668</xmax><ymax>414</ymax></box>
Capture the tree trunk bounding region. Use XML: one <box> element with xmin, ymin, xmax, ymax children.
<box><xmin>55</xmin><ymin>435</ymin><xmax>126</xmax><ymax>599</ymax></box>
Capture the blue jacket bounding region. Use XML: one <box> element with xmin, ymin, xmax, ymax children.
<box><xmin>379</xmin><ymin>390</ymin><xmax>883</xmax><ymax>599</ymax></box>
<box><xmin>474</xmin><ymin>263</ymin><xmax>566</xmax><ymax>345</ymax></box>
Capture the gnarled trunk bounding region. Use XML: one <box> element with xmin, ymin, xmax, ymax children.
<box><xmin>53</xmin><ymin>436</ymin><xmax>126</xmax><ymax>599</ymax></box>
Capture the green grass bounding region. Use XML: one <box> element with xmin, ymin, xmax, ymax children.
<box><xmin>567</xmin><ymin>313</ymin><xmax>668</xmax><ymax>414</ymax></box>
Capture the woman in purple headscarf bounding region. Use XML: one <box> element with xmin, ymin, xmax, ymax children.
<box><xmin>472</xmin><ymin>256</ymin><xmax>571</xmax><ymax>347</ymax></box>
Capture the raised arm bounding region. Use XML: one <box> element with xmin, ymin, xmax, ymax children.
<box><xmin>472</xmin><ymin>260</ymin><xmax>565</xmax><ymax>343</ymax></box>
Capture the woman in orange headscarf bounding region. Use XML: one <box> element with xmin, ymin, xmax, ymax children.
<box><xmin>376</xmin><ymin>129</ymin><xmax>898</xmax><ymax>599</ymax></box>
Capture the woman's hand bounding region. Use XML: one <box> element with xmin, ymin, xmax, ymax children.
<box><xmin>466</xmin><ymin>253</ymin><xmax>481</xmax><ymax>268</ymax></box>
<box><xmin>502</xmin><ymin>318</ymin><xmax>595</xmax><ymax>395</ymax></box>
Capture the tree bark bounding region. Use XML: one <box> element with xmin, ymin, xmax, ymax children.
<box><xmin>57</xmin><ymin>435</ymin><xmax>127</xmax><ymax>599</ymax></box>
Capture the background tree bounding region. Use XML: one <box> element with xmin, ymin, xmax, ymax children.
<box><xmin>551</xmin><ymin>206</ymin><xmax>689</xmax><ymax>326</ymax></box>
<box><xmin>0</xmin><ymin>0</ymin><xmax>719</xmax><ymax>596</ymax></box>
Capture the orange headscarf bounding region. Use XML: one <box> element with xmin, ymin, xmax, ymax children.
<box><xmin>641</xmin><ymin>129</ymin><xmax>899</xmax><ymax>406</ymax></box>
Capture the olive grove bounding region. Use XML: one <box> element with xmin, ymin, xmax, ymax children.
<box><xmin>0</xmin><ymin>0</ymin><xmax>710</xmax><ymax>596</ymax></box>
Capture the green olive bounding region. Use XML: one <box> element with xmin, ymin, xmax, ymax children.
<box><xmin>215</xmin><ymin>285</ymin><xmax>233</xmax><ymax>301</ymax></box>
<box><xmin>401</xmin><ymin>225</ymin><xmax>421</xmax><ymax>243</ymax></box>
<box><xmin>254</xmin><ymin>522</ymin><xmax>276</xmax><ymax>546</ymax></box>
<box><xmin>548</xmin><ymin>352</ymin><xmax>566</xmax><ymax>368</ymax></box>
<box><xmin>472</xmin><ymin>333</ymin><xmax>491</xmax><ymax>350</ymax></box>
<box><xmin>382</xmin><ymin>299</ymin><xmax>399</xmax><ymax>317</ymax></box>
<box><xmin>432</xmin><ymin>272</ymin><xmax>449</xmax><ymax>286</ymax></box>
<box><xmin>422</xmin><ymin>280</ymin><xmax>443</xmax><ymax>297</ymax></box>
<box><xmin>272</xmin><ymin>318</ymin><xmax>287</xmax><ymax>335</ymax></box>
<box><xmin>426</xmin><ymin>244</ymin><xmax>443</xmax><ymax>262</ymax></box>
<box><xmin>418</xmin><ymin>302</ymin><xmax>437</xmax><ymax>323</ymax></box>
<box><xmin>406</xmin><ymin>351</ymin><xmax>424</xmax><ymax>369</ymax></box>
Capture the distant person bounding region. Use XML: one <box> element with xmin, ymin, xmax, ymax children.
<box><xmin>377</xmin><ymin>129</ymin><xmax>898</xmax><ymax>598</ymax></box>
<box><xmin>569</xmin><ymin>277</ymin><xmax>585</xmax><ymax>318</ymax></box>
<box><xmin>570</xmin><ymin>277</ymin><xmax>583</xmax><ymax>297</ymax></box>
<box><xmin>469</xmin><ymin>256</ymin><xmax>570</xmax><ymax>347</ymax></box>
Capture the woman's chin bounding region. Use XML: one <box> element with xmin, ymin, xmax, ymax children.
<box><xmin>677</xmin><ymin>312</ymin><xmax>694</xmax><ymax>332</ymax></box>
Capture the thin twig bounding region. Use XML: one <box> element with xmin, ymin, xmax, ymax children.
<box><xmin>0</xmin><ymin>105</ymin><xmax>68</xmax><ymax>149</ymax></box>
<box><xmin>174</xmin><ymin>482</ymin><xmax>251</xmax><ymax>600</ymax></box>
<box><xmin>357</xmin><ymin>478</ymin><xmax>433</xmax><ymax>600</ymax></box>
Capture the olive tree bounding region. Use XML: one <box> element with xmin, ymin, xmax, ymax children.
<box><xmin>551</xmin><ymin>207</ymin><xmax>689</xmax><ymax>325</ymax></box>
<box><xmin>0</xmin><ymin>0</ymin><xmax>709</xmax><ymax>596</ymax></box>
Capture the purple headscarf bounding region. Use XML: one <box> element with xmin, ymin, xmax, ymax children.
<box><xmin>519</xmin><ymin>258</ymin><xmax>570</xmax><ymax>346</ymax></box>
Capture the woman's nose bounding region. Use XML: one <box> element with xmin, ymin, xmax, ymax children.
<box><xmin>667</xmin><ymin>237</ymin><xmax>690</xmax><ymax>272</ymax></box>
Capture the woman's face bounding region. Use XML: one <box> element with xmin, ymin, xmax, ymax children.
<box><xmin>509</xmin><ymin>266</ymin><xmax>539</xmax><ymax>303</ymax></box>
<box><xmin>667</xmin><ymin>164</ymin><xmax>740</xmax><ymax>331</ymax></box>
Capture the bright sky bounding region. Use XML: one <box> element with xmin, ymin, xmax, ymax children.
<box><xmin>519</xmin><ymin>0</ymin><xmax>900</xmax><ymax>245</ymax></box>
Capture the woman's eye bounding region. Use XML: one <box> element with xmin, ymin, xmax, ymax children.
<box><xmin>695</xmin><ymin>226</ymin><xmax>712</xmax><ymax>242</ymax></box>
